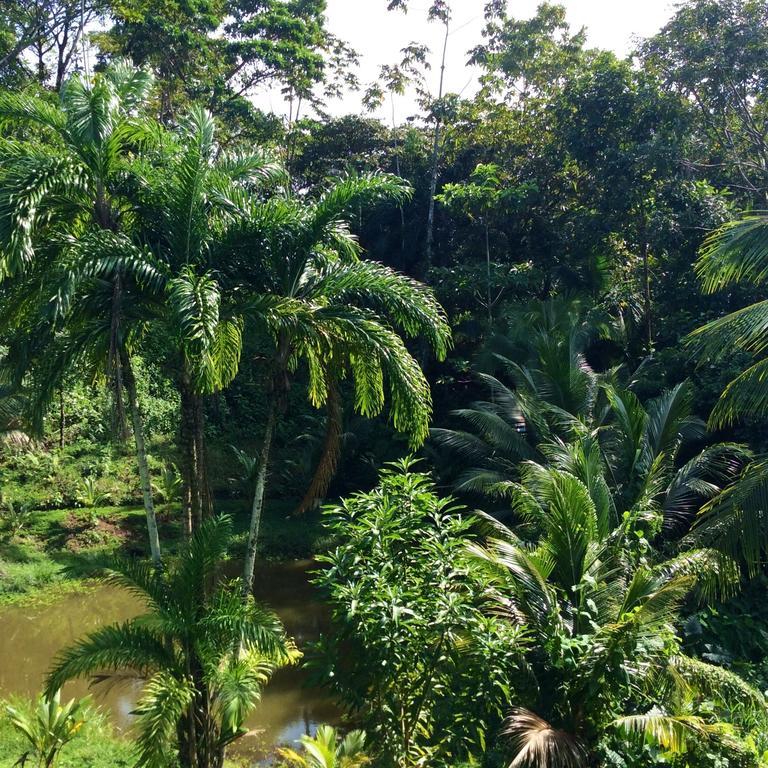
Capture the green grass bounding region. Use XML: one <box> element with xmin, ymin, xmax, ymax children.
<box><xmin>0</xmin><ymin>700</ymin><xmax>134</xmax><ymax>768</ymax></box>
<box><xmin>0</xmin><ymin>497</ymin><xmax>327</xmax><ymax>604</ymax></box>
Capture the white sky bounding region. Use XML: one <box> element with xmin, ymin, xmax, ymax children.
<box><xmin>253</xmin><ymin>0</ymin><xmax>678</xmax><ymax>121</ymax></box>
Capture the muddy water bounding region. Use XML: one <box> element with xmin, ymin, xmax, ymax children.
<box><xmin>0</xmin><ymin>560</ymin><xmax>339</xmax><ymax>761</ymax></box>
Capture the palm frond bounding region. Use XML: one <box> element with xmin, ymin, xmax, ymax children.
<box><xmin>614</xmin><ymin>711</ymin><xmax>711</xmax><ymax>753</ymax></box>
<box><xmin>46</xmin><ymin>620</ymin><xmax>177</xmax><ymax>694</ymax></box>
<box><xmin>695</xmin><ymin>215</ymin><xmax>768</xmax><ymax>292</ymax></box>
<box><xmin>502</xmin><ymin>708</ymin><xmax>586</xmax><ymax>768</ymax></box>
<box><xmin>132</xmin><ymin>671</ymin><xmax>194</xmax><ymax>768</ymax></box>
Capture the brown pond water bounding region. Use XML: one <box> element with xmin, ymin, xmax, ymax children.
<box><xmin>0</xmin><ymin>560</ymin><xmax>339</xmax><ymax>763</ymax></box>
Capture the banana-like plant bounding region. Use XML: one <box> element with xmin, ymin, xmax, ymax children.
<box><xmin>6</xmin><ymin>690</ymin><xmax>90</xmax><ymax>768</ymax></box>
<box><xmin>277</xmin><ymin>725</ymin><xmax>370</xmax><ymax>768</ymax></box>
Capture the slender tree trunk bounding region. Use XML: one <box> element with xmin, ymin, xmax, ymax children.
<box><xmin>242</xmin><ymin>403</ymin><xmax>277</xmax><ymax>594</ymax></box>
<box><xmin>642</xmin><ymin>240</ymin><xmax>652</xmax><ymax>350</ymax></box>
<box><xmin>179</xmin><ymin>377</ymin><xmax>212</xmax><ymax>533</ymax></box>
<box><xmin>638</xmin><ymin>208</ymin><xmax>653</xmax><ymax>351</ymax></box>
<box><xmin>485</xmin><ymin>221</ymin><xmax>493</xmax><ymax>325</ymax></box>
<box><xmin>423</xmin><ymin>18</ymin><xmax>450</xmax><ymax>276</ymax></box>
<box><xmin>58</xmin><ymin>388</ymin><xmax>65</xmax><ymax>449</ymax></box>
<box><xmin>180</xmin><ymin>377</ymin><xmax>202</xmax><ymax>534</ymax></box>
<box><xmin>121</xmin><ymin>349</ymin><xmax>161</xmax><ymax>565</ymax></box>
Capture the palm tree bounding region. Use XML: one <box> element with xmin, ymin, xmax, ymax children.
<box><xmin>686</xmin><ymin>215</ymin><xmax>768</xmax><ymax>567</ymax></box>
<box><xmin>216</xmin><ymin>175</ymin><xmax>452</xmax><ymax>591</ymax></box>
<box><xmin>0</xmin><ymin>62</ymin><xmax>164</xmax><ymax>562</ymax></box>
<box><xmin>687</xmin><ymin>215</ymin><xmax>768</xmax><ymax>428</ymax></box>
<box><xmin>470</xmin><ymin>461</ymin><xmax>768</xmax><ymax>766</ymax></box>
<box><xmin>46</xmin><ymin>515</ymin><xmax>297</xmax><ymax>768</ymax></box>
<box><xmin>433</xmin><ymin>304</ymin><xmax>746</xmax><ymax>535</ymax></box>
<box><xmin>124</xmin><ymin>104</ymin><xmax>286</xmax><ymax>533</ymax></box>
<box><xmin>277</xmin><ymin>725</ymin><xmax>369</xmax><ymax>768</ymax></box>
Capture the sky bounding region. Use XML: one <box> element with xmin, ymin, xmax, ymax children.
<box><xmin>253</xmin><ymin>0</ymin><xmax>679</xmax><ymax>120</ymax></box>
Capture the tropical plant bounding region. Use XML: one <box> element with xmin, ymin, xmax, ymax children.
<box><xmin>685</xmin><ymin>215</ymin><xmax>768</xmax><ymax>567</ymax></box>
<box><xmin>433</xmin><ymin>302</ymin><xmax>747</xmax><ymax>536</ymax></box>
<box><xmin>0</xmin><ymin>61</ymin><xmax>163</xmax><ymax>563</ymax></box>
<box><xmin>0</xmin><ymin>494</ymin><xmax>33</xmax><ymax>540</ymax></box>
<box><xmin>123</xmin><ymin>103</ymin><xmax>286</xmax><ymax>533</ymax></box>
<box><xmin>277</xmin><ymin>725</ymin><xmax>369</xmax><ymax>768</ymax></box>
<box><xmin>151</xmin><ymin>462</ymin><xmax>182</xmax><ymax>508</ymax></box>
<box><xmin>6</xmin><ymin>690</ymin><xmax>91</xmax><ymax>768</ymax></box>
<box><xmin>220</xmin><ymin>172</ymin><xmax>452</xmax><ymax>591</ymax></box>
<box><xmin>687</xmin><ymin>215</ymin><xmax>768</xmax><ymax>429</ymax></box>
<box><xmin>469</xmin><ymin>458</ymin><xmax>768</xmax><ymax>767</ymax></box>
<box><xmin>76</xmin><ymin>475</ymin><xmax>109</xmax><ymax>509</ymax></box>
<box><xmin>313</xmin><ymin>460</ymin><xmax>525</xmax><ymax>768</ymax></box>
<box><xmin>46</xmin><ymin>515</ymin><xmax>298</xmax><ymax>768</ymax></box>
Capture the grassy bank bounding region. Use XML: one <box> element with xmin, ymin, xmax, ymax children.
<box><xmin>0</xmin><ymin>498</ymin><xmax>327</xmax><ymax>604</ymax></box>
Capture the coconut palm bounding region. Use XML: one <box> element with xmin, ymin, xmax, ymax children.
<box><xmin>687</xmin><ymin>215</ymin><xmax>768</xmax><ymax>428</ymax></box>
<box><xmin>212</xmin><ymin>172</ymin><xmax>451</xmax><ymax>591</ymax></box>
<box><xmin>277</xmin><ymin>725</ymin><xmax>369</xmax><ymax>768</ymax></box>
<box><xmin>686</xmin><ymin>215</ymin><xmax>768</xmax><ymax>567</ymax></box>
<box><xmin>0</xmin><ymin>61</ymin><xmax>164</xmax><ymax>562</ymax></box>
<box><xmin>469</xmin><ymin>461</ymin><xmax>768</xmax><ymax>767</ymax></box>
<box><xmin>46</xmin><ymin>515</ymin><xmax>297</xmax><ymax>768</ymax></box>
<box><xmin>433</xmin><ymin>313</ymin><xmax>747</xmax><ymax>534</ymax></box>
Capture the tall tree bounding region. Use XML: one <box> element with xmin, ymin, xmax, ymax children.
<box><xmin>0</xmin><ymin>62</ymin><xmax>164</xmax><ymax>562</ymax></box>
<box><xmin>219</xmin><ymin>172</ymin><xmax>452</xmax><ymax>591</ymax></box>
<box><xmin>642</xmin><ymin>0</ymin><xmax>768</xmax><ymax>202</ymax></box>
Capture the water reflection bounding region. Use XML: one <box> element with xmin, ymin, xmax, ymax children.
<box><xmin>0</xmin><ymin>560</ymin><xmax>338</xmax><ymax>762</ymax></box>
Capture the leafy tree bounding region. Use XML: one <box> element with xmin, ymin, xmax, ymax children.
<box><xmin>47</xmin><ymin>515</ymin><xmax>297</xmax><ymax>768</ymax></box>
<box><xmin>0</xmin><ymin>0</ymin><xmax>105</xmax><ymax>89</ymax></box>
<box><xmin>96</xmin><ymin>0</ymin><xmax>339</xmax><ymax>122</ymax></box>
<box><xmin>437</xmin><ymin>163</ymin><xmax>534</xmax><ymax>323</ymax></box>
<box><xmin>642</xmin><ymin>0</ymin><xmax>768</xmax><ymax>202</ymax></box>
<box><xmin>313</xmin><ymin>461</ymin><xmax>525</xmax><ymax>768</ymax></box>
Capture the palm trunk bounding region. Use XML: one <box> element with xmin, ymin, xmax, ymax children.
<box><xmin>485</xmin><ymin>220</ymin><xmax>493</xmax><ymax>324</ymax></box>
<box><xmin>121</xmin><ymin>349</ymin><xmax>161</xmax><ymax>565</ymax></box>
<box><xmin>179</xmin><ymin>375</ymin><xmax>211</xmax><ymax>533</ymax></box>
<box><xmin>242</xmin><ymin>403</ymin><xmax>277</xmax><ymax>594</ymax></box>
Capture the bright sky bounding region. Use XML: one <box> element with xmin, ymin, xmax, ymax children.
<box><xmin>253</xmin><ymin>0</ymin><xmax>678</xmax><ymax>120</ymax></box>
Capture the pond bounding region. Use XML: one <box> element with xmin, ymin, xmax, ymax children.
<box><xmin>0</xmin><ymin>560</ymin><xmax>339</xmax><ymax>763</ymax></box>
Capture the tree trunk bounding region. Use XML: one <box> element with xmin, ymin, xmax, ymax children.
<box><xmin>179</xmin><ymin>375</ymin><xmax>211</xmax><ymax>534</ymax></box>
<box><xmin>638</xmin><ymin>208</ymin><xmax>653</xmax><ymax>352</ymax></box>
<box><xmin>485</xmin><ymin>221</ymin><xmax>493</xmax><ymax>324</ymax></box>
<box><xmin>242</xmin><ymin>403</ymin><xmax>277</xmax><ymax>594</ymax></box>
<box><xmin>296</xmin><ymin>384</ymin><xmax>342</xmax><ymax>514</ymax></box>
<box><xmin>121</xmin><ymin>349</ymin><xmax>161</xmax><ymax>565</ymax></box>
<box><xmin>58</xmin><ymin>388</ymin><xmax>65</xmax><ymax>449</ymax></box>
<box><xmin>423</xmin><ymin>18</ymin><xmax>450</xmax><ymax>276</ymax></box>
